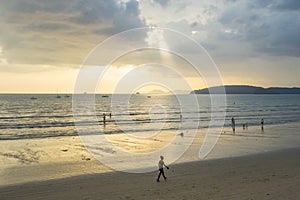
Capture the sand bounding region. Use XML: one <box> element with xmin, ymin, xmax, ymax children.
<box><xmin>1</xmin><ymin>123</ymin><xmax>300</xmax><ymax>199</ymax></box>
<box><xmin>1</xmin><ymin>123</ymin><xmax>300</xmax><ymax>186</ymax></box>
<box><xmin>1</xmin><ymin>148</ymin><xmax>300</xmax><ymax>200</ymax></box>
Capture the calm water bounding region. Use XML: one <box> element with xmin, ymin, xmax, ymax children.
<box><xmin>0</xmin><ymin>94</ymin><xmax>299</xmax><ymax>140</ymax></box>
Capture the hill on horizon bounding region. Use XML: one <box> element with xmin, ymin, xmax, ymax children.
<box><xmin>192</xmin><ymin>85</ymin><xmax>300</xmax><ymax>94</ymax></box>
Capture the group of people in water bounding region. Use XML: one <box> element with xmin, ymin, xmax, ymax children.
<box><xmin>231</xmin><ymin>117</ymin><xmax>264</xmax><ymax>134</ymax></box>
<box><xmin>102</xmin><ymin>113</ymin><xmax>112</xmax><ymax>125</ymax></box>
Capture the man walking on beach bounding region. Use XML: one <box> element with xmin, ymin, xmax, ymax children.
<box><xmin>157</xmin><ymin>156</ymin><xmax>169</xmax><ymax>182</ymax></box>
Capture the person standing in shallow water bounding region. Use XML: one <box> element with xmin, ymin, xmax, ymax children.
<box><xmin>103</xmin><ymin>113</ymin><xmax>106</xmax><ymax>125</ymax></box>
<box><xmin>231</xmin><ymin>117</ymin><xmax>236</xmax><ymax>134</ymax></box>
<box><xmin>261</xmin><ymin>118</ymin><xmax>264</xmax><ymax>131</ymax></box>
<box><xmin>157</xmin><ymin>156</ymin><xmax>169</xmax><ymax>182</ymax></box>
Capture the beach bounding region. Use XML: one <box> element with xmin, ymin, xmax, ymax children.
<box><xmin>1</xmin><ymin>147</ymin><xmax>299</xmax><ymax>200</ymax></box>
<box><xmin>1</xmin><ymin>94</ymin><xmax>300</xmax><ymax>199</ymax></box>
<box><xmin>1</xmin><ymin>122</ymin><xmax>300</xmax><ymax>186</ymax></box>
<box><xmin>1</xmin><ymin>0</ymin><xmax>300</xmax><ymax>198</ymax></box>
<box><xmin>1</xmin><ymin>123</ymin><xmax>300</xmax><ymax>199</ymax></box>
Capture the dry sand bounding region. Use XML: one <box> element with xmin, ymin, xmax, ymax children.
<box><xmin>1</xmin><ymin>148</ymin><xmax>299</xmax><ymax>200</ymax></box>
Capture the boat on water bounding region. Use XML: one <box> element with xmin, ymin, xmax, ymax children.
<box><xmin>147</xmin><ymin>96</ymin><xmax>151</xmax><ymax>98</ymax></box>
<box><xmin>56</xmin><ymin>89</ymin><xmax>61</xmax><ymax>98</ymax></box>
<box><xmin>30</xmin><ymin>97</ymin><xmax>37</xmax><ymax>100</ymax></box>
<box><xmin>102</xmin><ymin>95</ymin><xmax>109</xmax><ymax>98</ymax></box>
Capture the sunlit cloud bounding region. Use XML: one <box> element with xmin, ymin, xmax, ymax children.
<box><xmin>0</xmin><ymin>0</ymin><xmax>299</xmax><ymax>93</ymax></box>
<box><xmin>145</xmin><ymin>28</ymin><xmax>168</xmax><ymax>49</ymax></box>
<box><xmin>0</xmin><ymin>46</ymin><xmax>7</xmax><ymax>65</ymax></box>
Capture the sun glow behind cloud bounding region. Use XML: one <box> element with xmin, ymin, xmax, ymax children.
<box><xmin>0</xmin><ymin>0</ymin><xmax>299</xmax><ymax>93</ymax></box>
<box><xmin>0</xmin><ymin>68</ymin><xmax>79</xmax><ymax>93</ymax></box>
<box><xmin>96</xmin><ymin>65</ymin><xmax>136</xmax><ymax>94</ymax></box>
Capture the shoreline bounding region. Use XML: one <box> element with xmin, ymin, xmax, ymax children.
<box><xmin>1</xmin><ymin>122</ymin><xmax>300</xmax><ymax>187</ymax></box>
<box><xmin>1</xmin><ymin>147</ymin><xmax>300</xmax><ymax>199</ymax></box>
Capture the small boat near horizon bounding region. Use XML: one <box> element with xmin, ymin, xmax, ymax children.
<box><xmin>56</xmin><ymin>89</ymin><xmax>61</xmax><ymax>98</ymax></box>
<box><xmin>30</xmin><ymin>97</ymin><xmax>37</xmax><ymax>100</ymax></box>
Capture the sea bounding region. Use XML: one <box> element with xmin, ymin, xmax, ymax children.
<box><xmin>0</xmin><ymin>94</ymin><xmax>299</xmax><ymax>141</ymax></box>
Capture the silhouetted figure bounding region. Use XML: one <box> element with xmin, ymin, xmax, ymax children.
<box><xmin>103</xmin><ymin>113</ymin><xmax>106</xmax><ymax>125</ymax></box>
<box><xmin>109</xmin><ymin>112</ymin><xmax>112</xmax><ymax>119</ymax></box>
<box><xmin>180</xmin><ymin>114</ymin><xmax>182</xmax><ymax>121</ymax></box>
<box><xmin>261</xmin><ymin>118</ymin><xmax>264</xmax><ymax>131</ymax></box>
<box><xmin>157</xmin><ymin>156</ymin><xmax>169</xmax><ymax>182</ymax></box>
<box><xmin>231</xmin><ymin>117</ymin><xmax>236</xmax><ymax>134</ymax></box>
<box><xmin>243</xmin><ymin>124</ymin><xmax>245</xmax><ymax>130</ymax></box>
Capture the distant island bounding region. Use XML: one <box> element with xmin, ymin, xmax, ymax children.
<box><xmin>192</xmin><ymin>85</ymin><xmax>300</xmax><ymax>94</ymax></box>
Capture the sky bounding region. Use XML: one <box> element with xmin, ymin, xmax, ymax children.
<box><xmin>0</xmin><ymin>0</ymin><xmax>299</xmax><ymax>93</ymax></box>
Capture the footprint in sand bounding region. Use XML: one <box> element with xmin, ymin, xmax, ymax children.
<box><xmin>0</xmin><ymin>148</ymin><xmax>42</xmax><ymax>164</ymax></box>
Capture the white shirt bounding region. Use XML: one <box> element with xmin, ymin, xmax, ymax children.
<box><xmin>158</xmin><ymin>160</ymin><xmax>164</xmax><ymax>169</ymax></box>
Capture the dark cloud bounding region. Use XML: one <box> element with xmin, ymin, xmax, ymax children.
<box><xmin>0</xmin><ymin>0</ymin><xmax>74</xmax><ymax>14</ymax></box>
<box><xmin>72</xmin><ymin>0</ymin><xmax>118</xmax><ymax>24</ymax></box>
<box><xmin>71</xmin><ymin>0</ymin><xmax>145</xmax><ymax>32</ymax></box>
<box><xmin>0</xmin><ymin>0</ymin><xmax>299</xmax><ymax>69</ymax></box>
<box><xmin>190</xmin><ymin>22</ymin><xmax>198</xmax><ymax>27</ymax></box>
<box><xmin>111</xmin><ymin>0</ymin><xmax>145</xmax><ymax>33</ymax></box>
<box><xmin>250</xmin><ymin>0</ymin><xmax>300</xmax><ymax>11</ymax></box>
<box><xmin>274</xmin><ymin>0</ymin><xmax>300</xmax><ymax>10</ymax></box>
<box><xmin>216</xmin><ymin>0</ymin><xmax>300</xmax><ymax>56</ymax></box>
<box><xmin>255</xmin><ymin>12</ymin><xmax>300</xmax><ymax>56</ymax></box>
<box><xmin>21</xmin><ymin>22</ymin><xmax>71</xmax><ymax>32</ymax></box>
<box><xmin>0</xmin><ymin>0</ymin><xmax>146</xmax><ymax>66</ymax></box>
<box><xmin>0</xmin><ymin>0</ymin><xmax>39</xmax><ymax>14</ymax></box>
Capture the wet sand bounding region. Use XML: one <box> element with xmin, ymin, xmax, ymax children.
<box><xmin>1</xmin><ymin>148</ymin><xmax>300</xmax><ymax>200</ymax></box>
<box><xmin>1</xmin><ymin>123</ymin><xmax>300</xmax><ymax>187</ymax></box>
